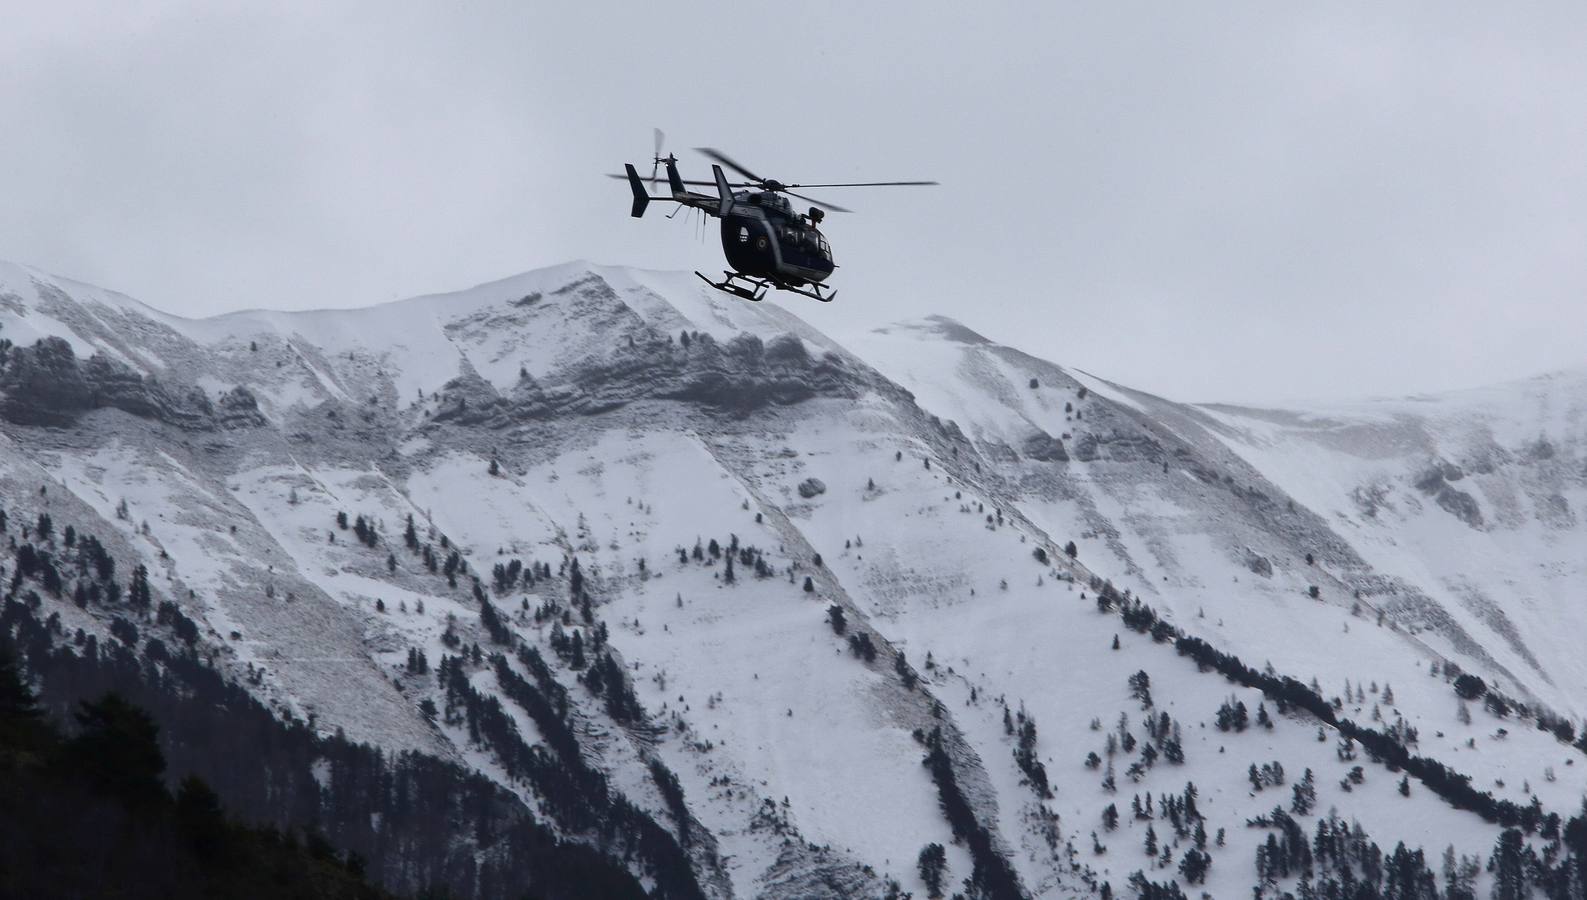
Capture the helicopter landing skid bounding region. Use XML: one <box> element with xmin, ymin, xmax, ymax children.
<box><xmin>696</xmin><ymin>270</ymin><xmax>768</xmax><ymax>302</ymax></box>
<box><xmin>695</xmin><ymin>271</ymin><xmax>837</xmax><ymax>304</ymax></box>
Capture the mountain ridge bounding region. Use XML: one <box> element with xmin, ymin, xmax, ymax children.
<box><xmin>3</xmin><ymin>257</ymin><xmax>1586</xmax><ymax>898</ymax></box>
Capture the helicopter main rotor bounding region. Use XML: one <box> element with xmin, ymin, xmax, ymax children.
<box><xmin>694</xmin><ymin>147</ymin><xmax>937</xmax><ymax>214</ymax></box>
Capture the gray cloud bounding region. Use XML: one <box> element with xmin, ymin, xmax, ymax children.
<box><xmin>2</xmin><ymin>1</ymin><xmax>1583</xmax><ymax>403</ymax></box>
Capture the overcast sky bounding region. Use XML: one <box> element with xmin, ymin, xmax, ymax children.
<box><xmin>2</xmin><ymin>2</ymin><xmax>1583</xmax><ymax>405</ymax></box>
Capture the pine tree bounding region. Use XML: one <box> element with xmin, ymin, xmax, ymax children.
<box><xmin>895</xmin><ymin>652</ymin><xmax>916</xmax><ymax>690</ymax></box>
<box><xmin>1179</xmin><ymin>847</ymin><xmax>1211</xmax><ymax>885</ymax></box>
<box><xmin>175</xmin><ymin>775</ymin><xmax>227</xmax><ymax>859</ymax></box>
<box><xmin>574</xmin><ymin>631</ymin><xmax>593</xmax><ymax>673</ymax></box>
<box><xmin>1488</xmin><ymin>829</ymin><xmax>1527</xmax><ymax>900</ymax></box>
<box><xmin>1291</xmin><ymin>768</ymin><xmax>1316</xmax><ymax>815</ymax></box>
<box><xmin>0</xmin><ymin>649</ymin><xmax>48</xmax><ymax>757</ymax></box>
<box><xmin>129</xmin><ymin>564</ymin><xmax>152</xmax><ymax>610</ymax></box>
<box><xmin>826</xmin><ymin>605</ymin><xmax>846</xmax><ymax>635</ymax></box>
<box><xmin>1128</xmin><ymin>670</ymin><xmax>1152</xmax><ymax>709</ymax></box>
<box><xmin>64</xmin><ymin>693</ymin><xmax>167</xmax><ymax>808</ymax></box>
<box><xmin>917</xmin><ymin>843</ymin><xmax>946</xmax><ymax>898</ymax></box>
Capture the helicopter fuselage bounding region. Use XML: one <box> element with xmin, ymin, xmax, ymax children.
<box><xmin>623</xmin><ymin>157</ymin><xmax>845</xmax><ymax>300</ymax></box>
<box><xmin>719</xmin><ymin>191</ymin><xmax>834</xmax><ymax>287</ymax></box>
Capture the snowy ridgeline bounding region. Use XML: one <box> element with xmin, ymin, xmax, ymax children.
<box><xmin>2</xmin><ymin>256</ymin><xmax>1586</xmax><ymax>899</ymax></box>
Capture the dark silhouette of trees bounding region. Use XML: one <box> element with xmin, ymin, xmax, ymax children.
<box><xmin>1</xmin><ymin>590</ymin><xmax>684</xmax><ymax>900</ymax></box>
<box><xmin>919</xmin><ymin>727</ymin><xmax>1023</xmax><ymax>899</ymax></box>
<box><xmin>1454</xmin><ymin>673</ymin><xmax>1487</xmax><ymax>701</ymax></box>
<box><xmin>826</xmin><ymin>604</ymin><xmax>846</xmax><ymax>635</ymax></box>
<box><xmin>918</xmin><ymin>842</ymin><xmax>947</xmax><ymax>898</ymax></box>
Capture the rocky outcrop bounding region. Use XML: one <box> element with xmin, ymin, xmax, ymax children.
<box><xmin>0</xmin><ymin>336</ymin><xmax>214</xmax><ymax>430</ymax></box>
<box><xmin>1415</xmin><ymin>461</ymin><xmax>1484</xmax><ymax>529</ymax></box>
<box><xmin>1072</xmin><ymin>433</ymin><xmax>1099</xmax><ymax>462</ymax></box>
<box><xmin>0</xmin><ymin>336</ymin><xmax>92</xmax><ymax>426</ymax></box>
<box><xmin>1245</xmin><ymin>549</ymin><xmax>1274</xmax><ymax>578</ymax></box>
<box><xmin>435</xmin><ymin>331</ymin><xmax>863</xmax><ymax>429</ymax></box>
<box><xmin>432</xmin><ymin>371</ymin><xmax>511</xmax><ymax>426</ymax></box>
<box><xmin>1435</xmin><ymin>486</ymin><xmax>1484</xmax><ymax>529</ymax></box>
<box><xmin>654</xmin><ymin>332</ymin><xmax>856</xmax><ymax>413</ymax></box>
<box><xmin>797</xmin><ymin>478</ymin><xmax>826</xmax><ymax>499</ymax></box>
<box><xmin>216</xmin><ymin>386</ymin><xmax>267</xmax><ymax>429</ymax></box>
<box><xmin>1021</xmin><ymin>431</ymin><xmax>1069</xmax><ymax>462</ymax></box>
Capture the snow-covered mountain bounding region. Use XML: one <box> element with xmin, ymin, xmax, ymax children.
<box><xmin>2</xmin><ymin>257</ymin><xmax>1583</xmax><ymax>899</ymax></box>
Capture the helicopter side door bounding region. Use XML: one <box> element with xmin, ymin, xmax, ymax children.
<box><xmin>720</xmin><ymin>211</ymin><xmax>779</xmax><ymax>278</ymax></box>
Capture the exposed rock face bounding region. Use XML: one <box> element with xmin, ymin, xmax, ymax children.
<box><xmin>1071</xmin><ymin>433</ymin><xmax>1099</xmax><ymax>462</ymax></box>
<box><xmin>1020</xmin><ymin>431</ymin><xmax>1069</xmax><ymax>462</ymax></box>
<box><xmin>0</xmin><ymin>336</ymin><xmax>92</xmax><ymax>425</ymax></box>
<box><xmin>797</xmin><ymin>477</ymin><xmax>827</xmax><ymax>499</ymax></box>
<box><xmin>1434</xmin><ymin>486</ymin><xmax>1484</xmax><ymax>529</ymax></box>
<box><xmin>439</xmin><ymin>331</ymin><xmax>860</xmax><ymax>428</ymax></box>
<box><xmin>217</xmin><ymin>387</ymin><xmax>267</xmax><ymax>429</ymax></box>
<box><xmin>1067</xmin><ymin>428</ymin><xmax>1162</xmax><ymax>463</ymax></box>
<box><xmin>1245</xmin><ymin>550</ymin><xmax>1274</xmax><ymax>578</ymax></box>
<box><xmin>432</xmin><ymin>371</ymin><xmax>510</xmax><ymax>427</ymax></box>
<box><xmin>1415</xmin><ymin>461</ymin><xmax>1485</xmax><ymax>529</ymax></box>
<box><xmin>0</xmin><ymin>336</ymin><xmax>213</xmax><ymax>429</ymax></box>
<box><xmin>648</xmin><ymin>332</ymin><xmax>855</xmax><ymax>413</ymax></box>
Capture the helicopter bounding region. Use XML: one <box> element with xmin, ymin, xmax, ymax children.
<box><xmin>612</xmin><ymin>132</ymin><xmax>935</xmax><ymax>302</ymax></box>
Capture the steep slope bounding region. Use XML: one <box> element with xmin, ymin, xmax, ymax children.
<box><xmin>2</xmin><ymin>259</ymin><xmax>1584</xmax><ymax>898</ymax></box>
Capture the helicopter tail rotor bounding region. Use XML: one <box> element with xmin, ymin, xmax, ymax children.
<box><xmin>649</xmin><ymin>128</ymin><xmax>666</xmax><ymax>189</ymax></box>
